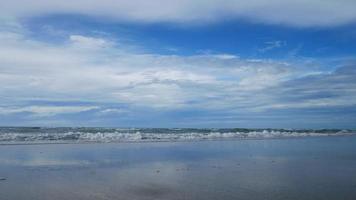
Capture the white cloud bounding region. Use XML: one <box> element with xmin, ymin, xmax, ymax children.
<box><xmin>99</xmin><ymin>108</ymin><xmax>126</xmax><ymax>114</ymax></box>
<box><xmin>1</xmin><ymin>0</ymin><xmax>356</xmax><ymax>27</ymax></box>
<box><xmin>1</xmin><ymin>20</ymin><xmax>355</xmax><ymax>121</ymax></box>
<box><xmin>69</xmin><ymin>35</ymin><xmax>112</xmax><ymax>50</ymax></box>
<box><xmin>0</xmin><ymin>23</ymin><xmax>310</xmax><ymax>111</ymax></box>
<box><xmin>0</xmin><ymin>106</ymin><xmax>99</xmax><ymax>116</ymax></box>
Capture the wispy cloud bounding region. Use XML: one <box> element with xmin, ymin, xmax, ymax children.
<box><xmin>0</xmin><ymin>22</ymin><xmax>309</xmax><ymax>110</ymax></box>
<box><xmin>259</xmin><ymin>41</ymin><xmax>286</xmax><ymax>53</ymax></box>
<box><xmin>0</xmin><ymin>19</ymin><xmax>355</xmax><ymax>127</ymax></box>
<box><xmin>0</xmin><ymin>106</ymin><xmax>99</xmax><ymax>116</ymax></box>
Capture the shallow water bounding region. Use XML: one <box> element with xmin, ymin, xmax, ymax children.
<box><xmin>1</xmin><ymin>136</ymin><xmax>356</xmax><ymax>200</ymax></box>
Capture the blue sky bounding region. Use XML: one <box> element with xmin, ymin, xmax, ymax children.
<box><xmin>0</xmin><ymin>0</ymin><xmax>356</xmax><ymax>128</ymax></box>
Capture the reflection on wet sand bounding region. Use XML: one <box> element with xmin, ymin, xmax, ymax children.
<box><xmin>1</xmin><ymin>136</ymin><xmax>356</xmax><ymax>200</ymax></box>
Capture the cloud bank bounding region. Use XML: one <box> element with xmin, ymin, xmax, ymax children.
<box><xmin>0</xmin><ymin>20</ymin><xmax>355</xmax><ymax>127</ymax></box>
<box><xmin>1</xmin><ymin>0</ymin><xmax>356</xmax><ymax>27</ymax></box>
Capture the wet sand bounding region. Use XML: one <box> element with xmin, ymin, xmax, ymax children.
<box><xmin>1</xmin><ymin>136</ymin><xmax>356</xmax><ymax>200</ymax></box>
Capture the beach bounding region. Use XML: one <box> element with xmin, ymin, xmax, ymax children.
<box><xmin>1</xmin><ymin>136</ymin><xmax>356</xmax><ymax>200</ymax></box>
<box><xmin>1</xmin><ymin>0</ymin><xmax>355</xmax><ymax>199</ymax></box>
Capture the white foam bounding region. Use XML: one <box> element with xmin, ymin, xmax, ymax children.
<box><xmin>0</xmin><ymin>129</ymin><xmax>354</xmax><ymax>144</ymax></box>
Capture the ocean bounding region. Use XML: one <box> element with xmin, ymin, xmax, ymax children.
<box><xmin>1</xmin><ymin>128</ymin><xmax>356</xmax><ymax>199</ymax></box>
<box><xmin>0</xmin><ymin>127</ymin><xmax>353</xmax><ymax>144</ymax></box>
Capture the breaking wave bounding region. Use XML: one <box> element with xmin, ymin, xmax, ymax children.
<box><xmin>0</xmin><ymin>127</ymin><xmax>354</xmax><ymax>144</ymax></box>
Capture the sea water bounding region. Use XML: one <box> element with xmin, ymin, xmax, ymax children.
<box><xmin>0</xmin><ymin>127</ymin><xmax>353</xmax><ymax>144</ymax></box>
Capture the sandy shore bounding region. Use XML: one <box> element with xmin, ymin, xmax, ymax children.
<box><xmin>1</xmin><ymin>136</ymin><xmax>356</xmax><ymax>200</ymax></box>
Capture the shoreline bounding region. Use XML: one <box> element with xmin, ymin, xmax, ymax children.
<box><xmin>0</xmin><ymin>133</ymin><xmax>355</xmax><ymax>146</ymax></box>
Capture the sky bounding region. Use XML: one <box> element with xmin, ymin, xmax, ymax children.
<box><xmin>0</xmin><ymin>0</ymin><xmax>356</xmax><ymax>128</ymax></box>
